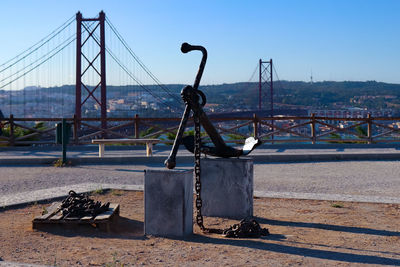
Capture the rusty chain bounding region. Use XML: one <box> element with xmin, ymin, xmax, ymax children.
<box><xmin>192</xmin><ymin>91</ymin><xmax>268</xmax><ymax>238</ymax></box>
<box><xmin>194</xmin><ymin>112</ymin><xmax>205</xmax><ymax>231</ymax></box>
<box><xmin>58</xmin><ymin>190</ymin><xmax>110</xmax><ymax>219</ymax></box>
<box><xmin>222</xmin><ymin>218</ymin><xmax>269</xmax><ymax>238</ymax></box>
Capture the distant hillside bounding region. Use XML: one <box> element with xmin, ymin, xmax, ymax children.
<box><xmin>196</xmin><ymin>80</ymin><xmax>400</xmax><ymax>113</ymax></box>
<box><xmin>17</xmin><ymin>80</ymin><xmax>400</xmax><ymax>111</ymax></box>
<box><xmin>3</xmin><ymin>81</ymin><xmax>400</xmax><ymax>118</ymax></box>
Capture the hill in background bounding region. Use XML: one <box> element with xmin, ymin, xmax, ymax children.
<box><xmin>1</xmin><ymin>80</ymin><xmax>400</xmax><ymax>117</ymax></box>
<box><xmin>198</xmin><ymin>80</ymin><xmax>400</xmax><ymax>115</ymax></box>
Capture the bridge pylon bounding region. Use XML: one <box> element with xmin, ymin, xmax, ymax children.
<box><xmin>75</xmin><ymin>11</ymin><xmax>107</xmax><ymax>131</ymax></box>
<box><xmin>258</xmin><ymin>59</ymin><xmax>273</xmax><ymax>115</ymax></box>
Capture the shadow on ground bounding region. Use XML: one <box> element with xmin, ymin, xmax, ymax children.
<box><xmin>188</xmin><ymin>234</ymin><xmax>400</xmax><ymax>265</ymax></box>
<box><xmin>255</xmin><ymin>217</ymin><xmax>400</xmax><ymax>237</ymax></box>
<box><xmin>31</xmin><ymin>213</ymin><xmax>400</xmax><ymax>265</ymax></box>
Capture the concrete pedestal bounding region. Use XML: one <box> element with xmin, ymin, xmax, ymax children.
<box><xmin>144</xmin><ymin>169</ymin><xmax>193</xmax><ymax>237</ymax></box>
<box><xmin>200</xmin><ymin>157</ymin><xmax>253</xmax><ymax>219</ymax></box>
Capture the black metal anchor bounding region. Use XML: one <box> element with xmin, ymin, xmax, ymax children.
<box><xmin>165</xmin><ymin>43</ymin><xmax>261</xmax><ymax>169</ymax></box>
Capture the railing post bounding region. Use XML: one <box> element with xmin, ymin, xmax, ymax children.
<box><xmin>62</xmin><ymin>118</ymin><xmax>67</xmax><ymax>164</ymax></box>
<box><xmin>367</xmin><ymin>113</ymin><xmax>372</xmax><ymax>144</ymax></box>
<box><xmin>253</xmin><ymin>113</ymin><xmax>258</xmax><ymax>139</ymax></box>
<box><xmin>73</xmin><ymin>114</ymin><xmax>78</xmax><ymax>144</ymax></box>
<box><xmin>311</xmin><ymin>113</ymin><xmax>316</xmax><ymax>144</ymax></box>
<box><xmin>9</xmin><ymin>114</ymin><xmax>15</xmax><ymax>146</ymax></box>
<box><xmin>271</xmin><ymin>116</ymin><xmax>274</xmax><ymax>144</ymax></box>
<box><xmin>135</xmin><ymin>114</ymin><xmax>140</xmax><ymax>139</ymax></box>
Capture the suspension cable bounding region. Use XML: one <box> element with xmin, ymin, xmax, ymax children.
<box><xmin>106</xmin><ymin>47</ymin><xmax>182</xmax><ymax>111</ymax></box>
<box><xmin>105</xmin><ymin>17</ymin><xmax>181</xmax><ymax>103</ymax></box>
<box><xmin>248</xmin><ymin>63</ymin><xmax>259</xmax><ymax>83</ymax></box>
<box><xmin>0</xmin><ymin>33</ymin><xmax>76</xmax><ymax>85</ymax></box>
<box><xmin>0</xmin><ymin>38</ymin><xmax>75</xmax><ymax>89</ymax></box>
<box><xmin>272</xmin><ymin>64</ymin><xmax>285</xmax><ymax>92</ymax></box>
<box><xmin>0</xmin><ymin>21</ymin><xmax>96</xmax><ymax>89</ymax></box>
<box><xmin>83</xmin><ymin>21</ymin><xmax>182</xmax><ymax>112</ymax></box>
<box><xmin>0</xmin><ymin>15</ymin><xmax>75</xmax><ymax>73</ymax></box>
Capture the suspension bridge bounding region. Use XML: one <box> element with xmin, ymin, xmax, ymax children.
<box><xmin>0</xmin><ymin>11</ymin><xmax>278</xmax><ymax>122</ymax></box>
<box><xmin>0</xmin><ymin>11</ymin><xmax>189</xmax><ymax>120</ymax></box>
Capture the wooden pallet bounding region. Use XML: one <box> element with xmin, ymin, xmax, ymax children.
<box><xmin>32</xmin><ymin>202</ymin><xmax>120</xmax><ymax>232</ymax></box>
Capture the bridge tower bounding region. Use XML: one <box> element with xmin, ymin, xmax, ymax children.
<box><xmin>75</xmin><ymin>11</ymin><xmax>107</xmax><ymax>130</ymax></box>
<box><xmin>258</xmin><ymin>59</ymin><xmax>273</xmax><ymax>116</ymax></box>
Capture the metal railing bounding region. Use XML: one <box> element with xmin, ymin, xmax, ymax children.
<box><xmin>1</xmin><ymin>114</ymin><xmax>400</xmax><ymax>146</ymax></box>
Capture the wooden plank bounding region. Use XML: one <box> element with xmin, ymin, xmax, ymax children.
<box><xmin>49</xmin><ymin>213</ymin><xmax>63</xmax><ymax>221</ymax></box>
<box><xmin>94</xmin><ymin>210</ymin><xmax>113</xmax><ymax>221</ymax></box>
<box><xmin>94</xmin><ymin>203</ymin><xmax>119</xmax><ymax>221</ymax></box>
<box><xmin>80</xmin><ymin>216</ymin><xmax>94</xmax><ymax>222</ymax></box>
<box><xmin>34</xmin><ymin>202</ymin><xmax>61</xmax><ymax>221</ymax></box>
<box><xmin>92</xmin><ymin>138</ymin><xmax>160</xmax><ymax>144</ymax></box>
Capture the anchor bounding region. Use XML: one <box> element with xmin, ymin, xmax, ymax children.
<box><xmin>162</xmin><ymin>43</ymin><xmax>268</xmax><ymax>238</ymax></box>
<box><xmin>165</xmin><ymin>42</ymin><xmax>261</xmax><ymax>169</ymax></box>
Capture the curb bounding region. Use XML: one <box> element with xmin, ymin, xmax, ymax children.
<box><xmin>0</xmin><ymin>262</ymin><xmax>48</xmax><ymax>267</ymax></box>
<box><xmin>0</xmin><ymin>183</ymin><xmax>144</xmax><ymax>210</ymax></box>
<box><xmin>252</xmin><ymin>152</ymin><xmax>400</xmax><ymax>163</ymax></box>
<box><xmin>0</xmin><ymin>156</ymin><xmax>194</xmax><ymax>166</ymax></box>
<box><xmin>2</xmin><ymin>183</ymin><xmax>400</xmax><ymax>210</ymax></box>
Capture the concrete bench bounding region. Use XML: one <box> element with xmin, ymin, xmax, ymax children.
<box><xmin>91</xmin><ymin>138</ymin><xmax>160</xmax><ymax>157</ymax></box>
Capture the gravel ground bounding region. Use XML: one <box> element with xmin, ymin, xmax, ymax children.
<box><xmin>0</xmin><ymin>161</ymin><xmax>399</xmax><ymax>198</ymax></box>
<box><xmin>1</xmin><ymin>191</ymin><xmax>400</xmax><ymax>266</ymax></box>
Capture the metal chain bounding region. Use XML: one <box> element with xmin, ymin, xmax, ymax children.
<box><xmin>58</xmin><ymin>190</ymin><xmax>110</xmax><ymax>219</ymax></box>
<box><xmin>192</xmin><ymin>91</ymin><xmax>268</xmax><ymax>238</ymax></box>
<box><xmin>222</xmin><ymin>218</ymin><xmax>269</xmax><ymax>238</ymax></box>
<box><xmin>194</xmin><ymin>112</ymin><xmax>205</xmax><ymax>231</ymax></box>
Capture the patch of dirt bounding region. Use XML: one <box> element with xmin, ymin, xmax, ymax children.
<box><xmin>0</xmin><ymin>190</ymin><xmax>399</xmax><ymax>266</ymax></box>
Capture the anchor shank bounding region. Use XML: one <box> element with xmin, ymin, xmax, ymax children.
<box><xmin>165</xmin><ymin>104</ymin><xmax>191</xmax><ymax>169</ymax></box>
<box><xmin>181</xmin><ymin>43</ymin><xmax>207</xmax><ymax>91</ymax></box>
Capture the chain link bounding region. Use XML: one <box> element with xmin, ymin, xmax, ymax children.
<box><xmin>194</xmin><ymin>112</ymin><xmax>205</xmax><ymax>231</ymax></box>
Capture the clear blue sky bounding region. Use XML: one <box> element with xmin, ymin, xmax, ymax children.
<box><xmin>0</xmin><ymin>0</ymin><xmax>399</xmax><ymax>85</ymax></box>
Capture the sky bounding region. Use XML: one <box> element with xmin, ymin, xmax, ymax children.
<box><xmin>0</xmin><ymin>0</ymin><xmax>399</xmax><ymax>85</ymax></box>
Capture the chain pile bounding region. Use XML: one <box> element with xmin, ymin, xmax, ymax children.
<box><xmin>222</xmin><ymin>218</ymin><xmax>269</xmax><ymax>238</ymax></box>
<box><xmin>58</xmin><ymin>190</ymin><xmax>110</xmax><ymax>219</ymax></box>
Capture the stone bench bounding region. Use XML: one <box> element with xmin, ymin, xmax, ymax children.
<box><xmin>91</xmin><ymin>138</ymin><xmax>160</xmax><ymax>157</ymax></box>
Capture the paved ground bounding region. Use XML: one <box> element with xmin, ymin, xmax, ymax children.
<box><xmin>1</xmin><ymin>158</ymin><xmax>400</xmax><ymax>207</ymax></box>
<box><xmin>1</xmin><ymin>144</ymin><xmax>400</xmax><ymax>207</ymax></box>
<box><xmin>2</xmin><ymin>143</ymin><xmax>400</xmax><ymax>160</ymax></box>
<box><xmin>0</xmin><ymin>160</ymin><xmax>399</xmax><ymax>197</ymax></box>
